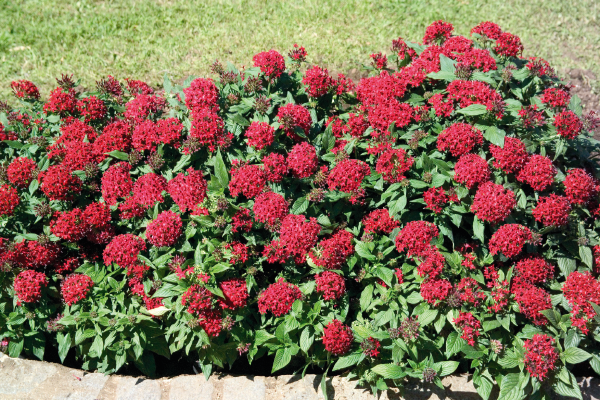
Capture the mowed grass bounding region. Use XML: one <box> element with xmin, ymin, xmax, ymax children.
<box><xmin>1</xmin><ymin>0</ymin><xmax>599</xmax><ymax>99</ymax></box>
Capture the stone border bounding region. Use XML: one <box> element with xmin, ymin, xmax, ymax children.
<box><xmin>1</xmin><ymin>353</ymin><xmax>599</xmax><ymax>399</ymax></box>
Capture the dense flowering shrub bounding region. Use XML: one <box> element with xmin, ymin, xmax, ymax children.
<box><xmin>1</xmin><ymin>21</ymin><xmax>599</xmax><ymax>400</ymax></box>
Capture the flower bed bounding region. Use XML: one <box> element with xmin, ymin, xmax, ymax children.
<box><xmin>1</xmin><ymin>20</ymin><xmax>600</xmax><ymax>400</ymax></box>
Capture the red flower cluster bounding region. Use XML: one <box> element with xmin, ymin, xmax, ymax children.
<box><xmin>489</xmin><ymin>137</ymin><xmax>529</xmax><ymax>174</ymax></box>
<box><xmin>420</xmin><ymin>278</ymin><xmax>453</xmax><ymax>306</ymax></box>
<box><xmin>303</xmin><ymin>66</ymin><xmax>335</xmax><ymax>98</ymax></box>
<box><xmin>423</xmin><ymin>187</ymin><xmax>456</xmax><ymax>214</ymax></box>
<box><xmin>277</xmin><ymin>104</ymin><xmax>312</xmax><ymax>141</ymax></box>
<box><xmin>489</xmin><ymin>224</ymin><xmax>532</xmax><ymax>258</ymax></box>
<box><xmin>446</xmin><ymin>80</ymin><xmax>505</xmax><ymax>118</ymax></box>
<box><xmin>189</xmin><ymin>108</ymin><xmax>229</xmax><ymax>152</ymax></box>
<box><xmin>101</xmin><ymin>162</ymin><xmax>133</xmax><ymax>205</ymax></box>
<box><xmin>182</xmin><ymin>285</ymin><xmax>222</xmax><ymax>337</ymax></box>
<box><xmin>453</xmin><ymin>153</ymin><xmax>490</xmax><ymax>189</ymax></box>
<box><xmin>93</xmin><ymin>121</ymin><xmax>132</xmax><ymax>160</ymax></box>
<box><xmin>245</xmin><ymin>121</ymin><xmax>275</xmax><ymax>150</ymax></box>
<box><xmin>218</xmin><ymin>278</ymin><xmax>249</xmax><ymax>310</ymax></box>
<box><xmin>14</xmin><ymin>270</ymin><xmax>48</xmax><ymax>304</ymax></box>
<box><xmin>494</xmin><ymin>32</ymin><xmax>523</xmax><ymax>57</ymax></box>
<box><xmin>428</xmin><ymin>93</ymin><xmax>454</xmax><ymax>117</ymax></box>
<box><xmin>512</xmin><ymin>281</ymin><xmax>551</xmax><ymax>325</ymax></box>
<box><xmin>315</xmin><ymin>271</ymin><xmax>346</xmax><ymax>301</ymax></box>
<box><xmin>437</xmin><ymin>123</ymin><xmax>483</xmax><ymax>157</ymax></box>
<box><xmin>554</xmin><ymin>110</ymin><xmax>582</xmax><ymax>139</ymax></box>
<box><xmin>375</xmin><ymin>148</ymin><xmax>414</xmax><ymax>183</ymax></box>
<box><xmin>423</xmin><ymin>20</ymin><xmax>454</xmax><ymax>44</ymax></box>
<box><xmin>278</xmin><ymin>214</ymin><xmax>321</xmax><ymax>264</ymax></box>
<box><xmin>7</xmin><ymin>157</ymin><xmax>37</xmax><ymax>188</ymax></box>
<box><xmin>518</xmin><ymin>105</ymin><xmax>545</xmax><ymax>129</ymax></box>
<box><xmin>564</xmin><ymin>168</ymin><xmax>597</xmax><ymax>205</ymax></box>
<box><xmin>38</xmin><ymin>165</ymin><xmax>82</xmax><ymax>201</ymax></box>
<box><xmin>50</xmin><ymin>208</ymin><xmax>88</xmax><ymax>242</ymax></box>
<box><xmin>0</xmin><ymin>185</ymin><xmax>19</xmax><ymax>216</ymax></box>
<box><xmin>224</xmin><ymin>241</ymin><xmax>249</xmax><ymax>264</ymax></box>
<box><xmin>11</xmin><ymin>80</ymin><xmax>40</xmax><ymax>99</ymax></box>
<box><xmin>470</xmin><ymin>182</ymin><xmax>516</xmax><ymax>224</ymax></box>
<box><xmin>562</xmin><ymin>272</ymin><xmax>600</xmax><ymax>334</ymax></box>
<box><xmin>532</xmin><ymin>194</ymin><xmax>571</xmax><ymax>227</ymax></box>
<box><xmin>146</xmin><ymin>211</ymin><xmax>182</xmax><ymax>247</ymax></box>
<box><xmin>287</xmin><ymin>142</ymin><xmax>318</xmax><ymax>178</ymax></box>
<box><xmin>395</xmin><ymin>221</ymin><xmax>439</xmax><ymax>257</ymax></box>
<box><xmin>77</xmin><ymin>96</ymin><xmax>106</xmax><ymax>122</ymax></box>
<box><xmin>124</xmin><ymin>94</ymin><xmax>166</xmax><ymax>124</ymax></box>
<box><xmin>167</xmin><ymin>168</ymin><xmax>207</xmax><ymax>213</ymax></box>
<box><xmin>183</xmin><ymin>78</ymin><xmax>219</xmax><ymax>112</ymax></box>
<box><xmin>523</xmin><ymin>334</ymin><xmax>558</xmax><ymax>381</ymax></box>
<box><xmin>322</xmin><ymin>319</ymin><xmax>353</xmax><ymax>355</ymax></box>
<box><xmin>456</xmin><ymin>278</ymin><xmax>486</xmax><ymax>306</ymax></box>
<box><xmin>252</xmin><ymin>50</ymin><xmax>286</xmax><ymax>80</ymax></box>
<box><xmin>309</xmin><ymin>230</ymin><xmax>354</xmax><ymax>270</ymax></box>
<box><xmin>540</xmin><ymin>88</ymin><xmax>570</xmax><ymax>108</ymax></box>
<box><xmin>361</xmin><ymin>337</ymin><xmax>381</xmax><ymax>358</ymax></box>
<box><xmin>103</xmin><ymin>234</ymin><xmax>146</xmax><ymax>268</ymax></box>
<box><xmin>229</xmin><ymin>163</ymin><xmax>266</xmax><ymax>198</ymax></box>
<box><xmin>262</xmin><ymin>153</ymin><xmax>288</xmax><ymax>182</ymax></box>
<box><xmin>61</xmin><ymin>274</ymin><xmax>94</xmax><ymax>306</ymax></box>
<box><xmin>362</xmin><ymin>209</ymin><xmax>399</xmax><ymax>234</ymax></box>
<box><xmin>514</xmin><ymin>254</ymin><xmax>554</xmax><ymax>285</ymax></box>
<box><xmin>328</xmin><ymin>159</ymin><xmax>370</xmax><ymax>197</ymax></box>
<box><xmin>44</xmin><ymin>87</ymin><xmax>76</xmax><ymax>115</ymax></box>
<box><xmin>231</xmin><ymin>208</ymin><xmax>252</xmax><ymax>233</ymax></box>
<box><xmin>258</xmin><ymin>278</ymin><xmax>302</xmax><ymax>316</ymax></box>
<box><xmin>253</xmin><ymin>191</ymin><xmax>288</xmax><ymax>228</ymax></box>
<box><xmin>470</xmin><ymin>21</ymin><xmax>503</xmax><ymax>39</ymax></box>
<box><xmin>516</xmin><ymin>154</ymin><xmax>555</xmax><ymax>191</ymax></box>
<box><xmin>133</xmin><ymin>173</ymin><xmax>167</xmax><ymax>207</ymax></box>
<box><xmin>453</xmin><ymin>311</ymin><xmax>481</xmax><ymax>346</ymax></box>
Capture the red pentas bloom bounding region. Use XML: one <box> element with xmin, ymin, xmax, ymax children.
<box><xmin>258</xmin><ymin>278</ymin><xmax>302</xmax><ymax>317</ymax></box>
<box><xmin>490</xmin><ymin>137</ymin><xmax>529</xmax><ymax>174</ymax></box>
<box><xmin>303</xmin><ymin>66</ymin><xmax>335</xmax><ymax>98</ymax></box>
<box><xmin>395</xmin><ymin>221</ymin><xmax>439</xmax><ymax>257</ymax></box>
<box><xmin>59</xmin><ymin>141</ymin><xmax>99</xmax><ymax>173</ymax></box>
<box><xmin>11</xmin><ymin>80</ymin><xmax>40</xmax><ymax>100</ymax></box>
<box><xmin>540</xmin><ymin>88</ymin><xmax>570</xmax><ymax>108</ymax></box>
<box><xmin>526</xmin><ymin>57</ymin><xmax>555</xmax><ymax>78</ymax></box>
<box><xmin>50</xmin><ymin>209</ymin><xmax>89</xmax><ymax>242</ymax></box>
<box><xmin>455</xmin><ymin>48</ymin><xmax>497</xmax><ymax>72</ymax></box>
<box><xmin>48</xmin><ymin>120</ymin><xmax>98</xmax><ymax>159</ymax></box>
<box><xmin>512</xmin><ymin>281</ymin><xmax>551</xmax><ymax>325</ymax></box>
<box><xmin>262</xmin><ymin>153</ymin><xmax>288</xmax><ymax>182</ymax></box>
<box><xmin>453</xmin><ymin>312</ymin><xmax>481</xmax><ymax>346</ymax></box>
<box><xmin>189</xmin><ymin>108</ymin><xmax>230</xmax><ymax>152</ymax></box>
<box><xmin>252</xmin><ymin>50</ymin><xmax>286</xmax><ymax>80</ymax></box>
<box><xmin>101</xmin><ymin>162</ymin><xmax>133</xmax><ymax>205</ymax></box>
<box><xmin>309</xmin><ymin>230</ymin><xmax>354</xmax><ymax>270</ymax></box>
<box><xmin>14</xmin><ymin>270</ymin><xmax>47</xmax><ymax>304</ymax></box>
<box><xmin>516</xmin><ymin>155</ymin><xmax>555</xmax><ymax>191</ymax></box>
<box><xmin>124</xmin><ymin>94</ymin><xmax>166</xmax><ymax>124</ymax></box>
<box><xmin>361</xmin><ymin>337</ymin><xmax>381</xmax><ymax>358</ymax></box>
<box><xmin>229</xmin><ymin>162</ymin><xmax>267</xmax><ymax>198</ymax></box>
<box><xmin>55</xmin><ymin>257</ymin><xmax>80</xmax><ymax>274</ymax></box>
<box><xmin>93</xmin><ymin>120</ymin><xmax>132</xmax><ymax>160</ymax></box>
<box><xmin>375</xmin><ymin>148</ymin><xmax>413</xmax><ymax>183</ymax></box>
<box><xmin>532</xmin><ymin>194</ymin><xmax>571</xmax><ymax>227</ymax></box>
<box><xmin>218</xmin><ymin>278</ymin><xmax>249</xmax><ymax>310</ymax></box>
<box><xmin>357</xmin><ymin>71</ymin><xmax>407</xmax><ymax>107</ymax></box>
<box><xmin>279</xmin><ymin>214</ymin><xmax>321</xmax><ymax>264</ymax></box>
<box><xmin>428</xmin><ymin>93</ymin><xmax>454</xmax><ymax>117</ymax></box>
<box><xmin>182</xmin><ymin>284</ymin><xmax>214</xmax><ymax>314</ymax></box>
<box><xmin>367</xmin><ymin>100</ymin><xmax>414</xmax><ymax>133</ymax></box>
<box><xmin>523</xmin><ymin>334</ymin><xmax>559</xmax><ymax>381</ymax></box>
<box><xmin>493</xmin><ymin>32</ymin><xmax>523</xmax><ymax>57</ymax></box>
<box><xmin>61</xmin><ymin>274</ymin><xmax>94</xmax><ymax>306</ymax></box>
<box><xmin>453</xmin><ymin>153</ymin><xmax>490</xmax><ymax>189</ymax></box>
<box><xmin>370</xmin><ymin>53</ymin><xmax>388</xmax><ymax>70</ymax></box>
<box><xmin>423</xmin><ymin>20</ymin><xmax>454</xmax><ymax>44</ymax></box>
<box><xmin>156</xmin><ymin>118</ymin><xmax>183</xmax><ymax>146</ymax></box>
<box><xmin>322</xmin><ymin>319</ymin><xmax>353</xmax><ymax>356</ymax></box>
<box><xmin>392</xmin><ymin>37</ymin><xmax>417</xmax><ymax>60</ymax></box>
<box><xmin>423</xmin><ymin>187</ymin><xmax>448</xmax><ymax>214</ymax></box>
<box><xmin>514</xmin><ymin>254</ymin><xmax>554</xmax><ymax>285</ymax></box>
<box><xmin>446</xmin><ymin>80</ymin><xmax>505</xmax><ymax>118</ymax></box>
<box><xmin>489</xmin><ymin>224</ymin><xmax>532</xmax><ymax>258</ymax></box>
<box><xmin>563</xmin><ymin>168</ymin><xmax>597</xmax><ymax>206</ymax></box>
<box><xmin>277</xmin><ymin>103</ymin><xmax>312</xmax><ymax>141</ymax></box>
<box><xmin>167</xmin><ymin>168</ymin><xmax>207</xmax><ymax>213</ymax></box>
<box><xmin>0</xmin><ymin>185</ymin><xmax>19</xmax><ymax>216</ymax></box>
<box><xmin>456</xmin><ymin>277</ymin><xmax>486</xmax><ymax>306</ymax></box>
<box><xmin>245</xmin><ymin>121</ymin><xmax>275</xmax><ymax>150</ymax></box>
<box><xmin>103</xmin><ymin>234</ymin><xmax>146</xmax><ymax>268</ymax></box>
<box><xmin>362</xmin><ymin>209</ymin><xmax>399</xmax><ymax>234</ymax></box>
<box><xmin>471</xmin><ymin>182</ymin><xmax>516</xmax><ymax>224</ymax></box>
<box><xmin>76</xmin><ymin>96</ymin><xmax>107</xmax><ymax>122</ymax></box>
<box><xmin>437</xmin><ymin>123</ymin><xmax>483</xmax><ymax>157</ymax></box>
<box><xmin>183</xmin><ymin>78</ymin><xmax>219</xmax><ymax>112</ymax></box>
<box><xmin>253</xmin><ymin>191</ymin><xmax>288</xmax><ymax>228</ymax></box>
<box><xmin>518</xmin><ymin>105</ymin><xmax>546</xmax><ymax>129</ymax></box>
<box><xmin>328</xmin><ymin>159</ymin><xmax>370</xmax><ymax>194</ymax></box>
<box><xmin>133</xmin><ymin>173</ymin><xmax>167</xmax><ymax>206</ymax></box>
<box><xmin>554</xmin><ymin>110</ymin><xmax>583</xmax><ymax>139</ymax></box>
<box><xmin>231</xmin><ymin>208</ymin><xmax>253</xmax><ymax>233</ymax></box>
<box><xmin>415</xmin><ymin>246</ymin><xmax>445</xmax><ymax>278</ymax></box>
<box><xmin>442</xmin><ymin>35</ymin><xmax>473</xmax><ymax>56</ymax></box>
<box><xmin>287</xmin><ymin>142</ymin><xmax>318</xmax><ymax>178</ymax></box>
<box><xmin>38</xmin><ymin>165</ymin><xmax>82</xmax><ymax>201</ymax></box>
<box><xmin>146</xmin><ymin>211</ymin><xmax>182</xmax><ymax>247</ymax></box>
<box><xmin>562</xmin><ymin>272</ymin><xmax>600</xmax><ymax>334</ymax></box>
<box><xmin>43</xmin><ymin>87</ymin><xmax>76</xmax><ymax>115</ymax></box>
<box><xmin>7</xmin><ymin>157</ymin><xmax>36</xmax><ymax>188</ymax></box>
<box><xmin>13</xmin><ymin>240</ymin><xmax>61</xmax><ymax>269</ymax></box>
<box><xmin>126</xmin><ymin>78</ymin><xmax>154</xmax><ymax>96</ymax></box>
<box><xmin>470</xmin><ymin>21</ymin><xmax>503</xmax><ymax>39</ymax></box>
<box><xmin>224</xmin><ymin>241</ymin><xmax>249</xmax><ymax>264</ymax></box>
<box><xmin>288</xmin><ymin>43</ymin><xmax>307</xmax><ymax>64</ymax></box>
<box><xmin>315</xmin><ymin>271</ymin><xmax>346</xmax><ymax>301</ymax></box>
<box><xmin>132</xmin><ymin>120</ymin><xmax>160</xmax><ymax>152</ymax></box>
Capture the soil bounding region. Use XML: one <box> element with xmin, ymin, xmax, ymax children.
<box><xmin>563</xmin><ymin>68</ymin><xmax>600</xmax><ymax>141</ymax></box>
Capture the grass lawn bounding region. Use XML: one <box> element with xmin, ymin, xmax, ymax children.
<box><xmin>1</xmin><ymin>0</ymin><xmax>599</xmax><ymax>99</ymax></box>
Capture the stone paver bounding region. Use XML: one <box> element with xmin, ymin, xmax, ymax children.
<box><xmin>115</xmin><ymin>377</ymin><xmax>163</xmax><ymax>400</ymax></box>
<box><xmin>168</xmin><ymin>375</ymin><xmax>214</xmax><ymax>400</ymax></box>
<box><xmin>222</xmin><ymin>376</ymin><xmax>266</xmax><ymax>400</ymax></box>
<box><xmin>0</xmin><ymin>355</ymin><xmax>57</xmax><ymax>396</ymax></box>
<box><xmin>49</xmin><ymin>372</ymin><xmax>110</xmax><ymax>400</ymax></box>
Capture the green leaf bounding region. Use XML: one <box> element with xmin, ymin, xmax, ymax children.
<box><xmin>417</xmin><ymin>309</ymin><xmax>438</xmax><ymax>327</ymax></box>
<box><xmin>434</xmin><ymin>361</ymin><xmax>459</xmax><ymax>377</ymax></box>
<box><xmin>553</xmin><ymin>370</ymin><xmax>583</xmax><ymax>400</ymax></box>
<box><xmin>579</xmin><ymin>246</ymin><xmax>593</xmax><ymax>268</ymax></box>
<box><xmin>106</xmin><ymin>150</ymin><xmax>129</xmax><ymax>160</ymax></box>
<box><xmin>473</xmin><ymin>216</ymin><xmax>485</xmax><ymax>242</ymax></box>
<box><xmin>563</xmin><ymin>347</ymin><xmax>591</xmax><ymax>364</ymax></box>
<box><xmin>427</xmin><ymin>71</ymin><xmax>456</xmax><ymax>81</ymax></box>
<box><xmin>371</xmin><ymin>363</ymin><xmax>406</xmax><ymax>379</ymax></box>
<box><xmin>360</xmin><ymin>284</ymin><xmax>374</xmax><ymax>311</ymax></box>
<box><xmin>333</xmin><ymin>352</ymin><xmax>363</xmax><ymax>371</ymax></box>
<box><xmin>475</xmin><ymin>371</ymin><xmax>495</xmax><ymax>400</ymax></box>
<box><xmin>445</xmin><ymin>332</ymin><xmax>464</xmax><ymax>357</ymax></box>
<box><xmin>499</xmin><ymin>372</ymin><xmax>526</xmax><ymax>400</ymax></box>
<box><xmin>214</xmin><ymin>150</ymin><xmax>229</xmax><ymax>188</ymax></box>
<box><xmin>355</xmin><ymin>242</ymin><xmax>376</xmax><ymax>261</ymax></box>
<box><xmin>556</xmin><ymin>257</ymin><xmax>576</xmax><ymax>277</ymax></box>
<box><xmin>163</xmin><ymin>73</ymin><xmax>172</xmax><ymax>93</ymax></box>
<box><xmin>457</xmin><ymin>104</ymin><xmax>488</xmax><ymax>116</ymax></box>
<box><xmin>28</xmin><ymin>179</ymin><xmax>39</xmax><ymax>195</ymax></box>
<box><xmin>291</xmin><ymin>197</ymin><xmax>309</xmax><ymax>215</ymax></box>
<box><xmin>272</xmin><ymin>347</ymin><xmax>293</xmax><ymax>373</ymax></box>
<box><xmin>299</xmin><ymin>327</ymin><xmax>314</xmax><ymax>353</ymax></box>
<box><xmin>8</xmin><ymin>338</ymin><xmax>24</xmax><ymax>358</ymax></box>
<box><xmin>57</xmin><ymin>333</ymin><xmax>71</xmax><ymax>363</ymax></box>
<box><xmin>568</xmin><ymin>94</ymin><xmax>583</xmax><ymax>116</ymax></box>
<box><xmin>483</xmin><ymin>126</ymin><xmax>505</xmax><ymax>147</ymax></box>
<box><xmin>439</xmin><ymin>54</ymin><xmax>456</xmax><ymax>73</ymax></box>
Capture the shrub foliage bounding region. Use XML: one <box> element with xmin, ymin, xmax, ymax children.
<box><xmin>2</xmin><ymin>20</ymin><xmax>600</xmax><ymax>400</ymax></box>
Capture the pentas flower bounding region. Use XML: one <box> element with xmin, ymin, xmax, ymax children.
<box><xmin>44</xmin><ymin>87</ymin><xmax>76</xmax><ymax>115</ymax></box>
<box><xmin>453</xmin><ymin>153</ymin><xmax>490</xmax><ymax>189</ymax></box>
<box><xmin>118</xmin><ymin>196</ymin><xmax>146</xmax><ymax>220</ymax></box>
<box><xmin>14</xmin><ymin>270</ymin><xmax>47</xmax><ymax>304</ymax></box>
<box><xmin>132</xmin><ymin>120</ymin><xmax>160</xmax><ymax>152</ymax></box>
<box><xmin>231</xmin><ymin>208</ymin><xmax>253</xmax><ymax>233</ymax></box>
<box><xmin>167</xmin><ymin>168</ymin><xmax>207</xmax><ymax>213</ymax></box>
<box><xmin>61</xmin><ymin>274</ymin><xmax>94</xmax><ymax>306</ymax></box>
<box><xmin>258</xmin><ymin>278</ymin><xmax>302</xmax><ymax>316</ymax></box>
<box><xmin>224</xmin><ymin>241</ymin><xmax>249</xmax><ymax>264</ymax></box>
<box><xmin>437</xmin><ymin>123</ymin><xmax>483</xmax><ymax>157</ymax></box>
<box><xmin>356</xmin><ymin>71</ymin><xmax>407</xmax><ymax>107</ymax></box>
<box><xmin>446</xmin><ymin>80</ymin><xmax>505</xmax><ymax>118</ymax></box>
<box><xmin>183</xmin><ymin>78</ymin><xmax>219</xmax><ymax>112</ymax></box>
<box><xmin>516</xmin><ymin>155</ymin><xmax>555</xmax><ymax>191</ymax></box>
<box><xmin>76</xmin><ymin>96</ymin><xmax>106</xmax><ymax>122</ymax></box>
<box><xmin>370</xmin><ymin>53</ymin><xmax>388</xmax><ymax>70</ymax></box>
<box><xmin>253</xmin><ymin>191</ymin><xmax>288</xmax><ymax>229</ymax></box>
<box><xmin>518</xmin><ymin>105</ymin><xmax>546</xmax><ymax>129</ymax></box>
<box><xmin>514</xmin><ymin>254</ymin><xmax>554</xmax><ymax>285</ymax></box>
<box><xmin>322</xmin><ymin>319</ymin><xmax>353</xmax><ymax>355</ymax></box>
<box><xmin>455</xmin><ymin>48</ymin><xmax>497</xmax><ymax>72</ymax></box>
<box><xmin>489</xmin><ymin>224</ymin><xmax>532</xmax><ymax>258</ymax></box>
<box><xmin>523</xmin><ymin>334</ymin><xmax>559</xmax><ymax>381</ymax></box>
<box><xmin>55</xmin><ymin>258</ymin><xmax>80</xmax><ymax>274</ymax></box>
<box><xmin>415</xmin><ymin>246</ymin><xmax>445</xmax><ymax>278</ymax></box>
<box><xmin>490</xmin><ymin>137</ymin><xmax>529</xmax><ymax>174</ymax></box>
<box><xmin>391</xmin><ymin>37</ymin><xmax>417</xmax><ymax>60</ymax></box>
<box><xmin>146</xmin><ymin>211</ymin><xmax>182</xmax><ymax>247</ymax></box>
<box><xmin>554</xmin><ymin>110</ymin><xmax>583</xmax><ymax>139</ymax></box>
<box><xmin>218</xmin><ymin>278</ymin><xmax>248</xmax><ymax>310</ymax></box>
<box><xmin>303</xmin><ymin>66</ymin><xmax>335</xmax><ymax>97</ymax></box>
<box><xmin>361</xmin><ymin>337</ymin><xmax>381</xmax><ymax>358</ymax></box>
<box><xmin>93</xmin><ymin>120</ymin><xmax>132</xmax><ymax>160</ymax></box>
<box><xmin>279</xmin><ymin>214</ymin><xmax>321</xmax><ymax>264</ymax></box>
<box><xmin>328</xmin><ymin>159</ymin><xmax>370</xmax><ymax>194</ymax></box>
<box><xmin>156</xmin><ymin>118</ymin><xmax>183</xmax><ymax>146</ymax></box>
<box><xmin>287</xmin><ymin>142</ymin><xmax>318</xmax><ymax>178</ymax></box>
<box><xmin>50</xmin><ymin>209</ymin><xmax>89</xmax><ymax>242</ymax></box>
<box><xmin>101</xmin><ymin>162</ymin><xmax>133</xmax><ymax>205</ymax></box>
<box><xmin>423</xmin><ymin>20</ymin><xmax>454</xmax><ymax>44</ymax></box>
<box><xmin>133</xmin><ymin>173</ymin><xmax>167</xmax><ymax>206</ymax></box>
<box><xmin>59</xmin><ymin>141</ymin><xmax>99</xmax><ymax>173</ymax></box>
<box><xmin>494</xmin><ymin>32</ymin><xmax>523</xmax><ymax>57</ymax></box>
<box><xmin>38</xmin><ymin>165</ymin><xmax>82</xmax><ymax>201</ymax></box>
<box><xmin>470</xmin><ymin>182</ymin><xmax>516</xmax><ymax>224</ymax></box>
<box><xmin>288</xmin><ymin>43</ymin><xmax>307</xmax><ymax>64</ymax></box>
<box><xmin>125</xmin><ymin>78</ymin><xmax>154</xmax><ymax>96</ymax></box>
<box><xmin>103</xmin><ymin>234</ymin><xmax>146</xmax><ymax>268</ymax></box>
<box><xmin>526</xmin><ymin>57</ymin><xmax>555</xmax><ymax>78</ymax></box>
<box><xmin>229</xmin><ymin>162</ymin><xmax>267</xmax><ymax>198</ymax></box>
<box><xmin>48</xmin><ymin>120</ymin><xmax>98</xmax><ymax>159</ymax></box>
<box><xmin>182</xmin><ymin>284</ymin><xmax>214</xmax><ymax>315</ymax></box>
<box><xmin>11</xmin><ymin>80</ymin><xmax>40</xmax><ymax>100</ymax></box>
<box><xmin>428</xmin><ymin>93</ymin><xmax>454</xmax><ymax>117</ymax></box>
<box><xmin>395</xmin><ymin>221</ymin><xmax>439</xmax><ymax>257</ymax></box>
<box><xmin>252</xmin><ymin>50</ymin><xmax>286</xmax><ymax>80</ymax></box>
<box><xmin>470</xmin><ymin>21</ymin><xmax>503</xmax><ymax>39</ymax></box>
<box><xmin>423</xmin><ymin>187</ymin><xmax>449</xmax><ymax>214</ymax></box>
<box><xmin>442</xmin><ymin>35</ymin><xmax>473</xmax><ymax>56</ymax></box>
<box><xmin>453</xmin><ymin>312</ymin><xmax>481</xmax><ymax>346</ymax></box>
<box><xmin>245</xmin><ymin>121</ymin><xmax>275</xmax><ymax>150</ymax></box>
<box><xmin>0</xmin><ymin>185</ymin><xmax>19</xmax><ymax>216</ymax></box>
<box><xmin>375</xmin><ymin>148</ymin><xmax>414</xmax><ymax>183</ymax></box>
<box><xmin>540</xmin><ymin>88</ymin><xmax>570</xmax><ymax>108</ymax></box>
<box><xmin>362</xmin><ymin>209</ymin><xmax>399</xmax><ymax>234</ymax></box>
<box><xmin>512</xmin><ymin>281</ymin><xmax>551</xmax><ymax>325</ymax></box>
<box><xmin>14</xmin><ymin>240</ymin><xmax>61</xmax><ymax>269</ymax></box>
<box><xmin>7</xmin><ymin>157</ymin><xmax>36</xmax><ymax>188</ymax></box>
<box><xmin>563</xmin><ymin>168</ymin><xmax>597</xmax><ymax>206</ymax></box>
<box><xmin>277</xmin><ymin>103</ymin><xmax>312</xmax><ymax>141</ymax></box>
<box><xmin>367</xmin><ymin>100</ymin><xmax>414</xmax><ymax>133</ymax></box>
<box><xmin>334</xmin><ymin>73</ymin><xmax>355</xmax><ymax>95</ymax></box>
<box><xmin>262</xmin><ymin>153</ymin><xmax>288</xmax><ymax>182</ymax></box>
<box><xmin>562</xmin><ymin>272</ymin><xmax>600</xmax><ymax>334</ymax></box>
<box><xmin>309</xmin><ymin>230</ymin><xmax>354</xmax><ymax>270</ymax></box>
<box><xmin>189</xmin><ymin>108</ymin><xmax>230</xmax><ymax>152</ymax></box>
<box><xmin>456</xmin><ymin>277</ymin><xmax>486</xmax><ymax>306</ymax></box>
<box><xmin>315</xmin><ymin>271</ymin><xmax>346</xmax><ymax>301</ymax></box>
<box><xmin>124</xmin><ymin>94</ymin><xmax>166</xmax><ymax>124</ymax></box>
<box><xmin>532</xmin><ymin>194</ymin><xmax>571</xmax><ymax>227</ymax></box>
